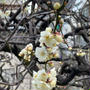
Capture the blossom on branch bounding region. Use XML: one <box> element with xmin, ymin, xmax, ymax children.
<box><xmin>18</xmin><ymin>43</ymin><xmax>33</xmax><ymax>61</ymax></box>
<box><xmin>35</xmin><ymin>27</ymin><xmax>63</xmax><ymax>62</ymax></box>
<box><xmin>35</xmin><ymin>47</ymin><xmax>49</xmax><ymax>62</ymax></box>
<box><xmin>39</xmin><ymin>27</ymin><xmax>63</xmax><ymax>48</ymax></box>
<box><xmin>32</xmin><ymin>68</ymin><xmax>57</xmax><ymax>90</ymax></box>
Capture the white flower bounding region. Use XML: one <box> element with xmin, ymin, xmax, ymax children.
<box><xmin>35</xmin><ymin>47</ymin><xmax>49</xmax><ymax>62</ymax></box>
<box><xmin>45</xmin><ymin>39</ymin><xmax>57</xmax><ymax>48</ymax></box>
<box><xmin>39</xmin><ymin>37</ymin><xmax>57</xmax><ymax>48</ymax></box>
<box><xmin>37</xmin><ymin>69</ymin><xmax>48</xmax><ymax>82</ymax></box>
<box><xmin>40</xmin><ymin>31</ymin><xmax>54</xmax><ymax>41</ymax></box>
<box><xmin>39</xmin><ymin>28</ymin><xmax>64</xmax><ymax>48</ymax></box>
<box><xmin>39</xmin><ymin>30</ymin><xmax>56</xmax><ymax>48</ymax></box>
<box><xmin>32</xmin><ymin>68</ymin><xmax>57</xmax><ymax>90</ymax></box>
<box><xmin>41</xmin><ymin>31</ymin><xmax>51</xmax><ymax>37</ymax></box>
<box><xmin>39</xmin><ymin>29</ymin><xmax>64</xmax><ymax>48</ymax></box>
<box><xmin>32</xmin><ymin>69</ymin><xmax>51</xmax><ymax>90</ymax></box>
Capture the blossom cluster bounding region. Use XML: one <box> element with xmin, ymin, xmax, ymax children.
<box><xmin>35</xmin><ymin>27</ymin><xmax>63</xmax><ymax>62</ymax></box>
<box><xmin>18</xmin><ymin>43</ymin><xmax>33</xmax><ymax>61</ymax></box>
<box><xmin>32</xmin><ymin>68</ymin><xmax>57</xmax><ymax>90</ymax></box>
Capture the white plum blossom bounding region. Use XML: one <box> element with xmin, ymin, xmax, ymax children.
<box><xmin>47</xmin><ymin>46</ymin><xmax>60</xmax><ymax>58</ymax></box>
<box><xmin>32</xmin><ymin>68</ymin><xmax>57</xmax><ymax>90</ymax></box>
<box><xmin>35</xmin><ymin>47</ymin><xmax>49</xmax><ymax>62</ymax></box>
<box><xmin>40</xmin><ymin>30</ymin><xmax>52</xmax><ymax>38</ymax></box>
<box><xmin>39</xmin><ymin>27</ymin><xmax>63</xmax><ymax>48</ymax></box>
<box><xmin>39</xmin><ymin>31</ymin><xmax>55</xmax><ymax>48</ymax></box>
<box><xmin>35</xmin><ymin>46</ymin><xmax>60</xmax><ymax>62</ymax></box>
<box><xmin>33</xmin><ymin>69</ymin><xmax>48</xmax><ymax>81</ymax></box>
<box><xmin>39</xmin><ymin>37</ymin><xmax>57</xmax><ymax>48</ymax></box>
<box><xmin>39</xmin><ymin>30</ymin><xmax>57</xmax><ymax>48</ymax></box>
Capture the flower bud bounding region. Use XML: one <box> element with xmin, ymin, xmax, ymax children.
<box><xmin>59</xmin><ymin>18</ymin><xmax>64</xmax><ymax>24</ymax></box>
<box><xmin>68</xmin><ymin>47</ymin><xmax>72</xmax><ymax>50</ymax></box>
<box><xmin>58</xmin><ymin>15</ymin><xmax>61</xmax><ymax>19</ymax></box>
<box><xmin>53</xmin><ymin>2</ymin><xmax>61</xmax><ymax>10</ymax></box>
<box><xmin>48</xmin><ymin>61</ymin><xmax>54</xmax><ymax>67</ymax></box>
<box><xmin>18</xmin><ymin>52</ymin><xmax>24</xmax><ymax>57</ymax></box>
<box><xmin>26</xmin><ymin>43</ymin><xmax>33</xmax><ymax>51</ymax></box>
<box><xmin>25</xmin><ymin>46</ymin><xmax>33</xmax><ymax>51</ymax></box>
<box><xmin>24</xmin><ymin>55</ymin><xmax>31</xmax><ymax>61</ymax></box>
<box><xmin>59</xmin><ymin>61</ymin><xmax>63</xmax><ymax>65</ymax></box>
